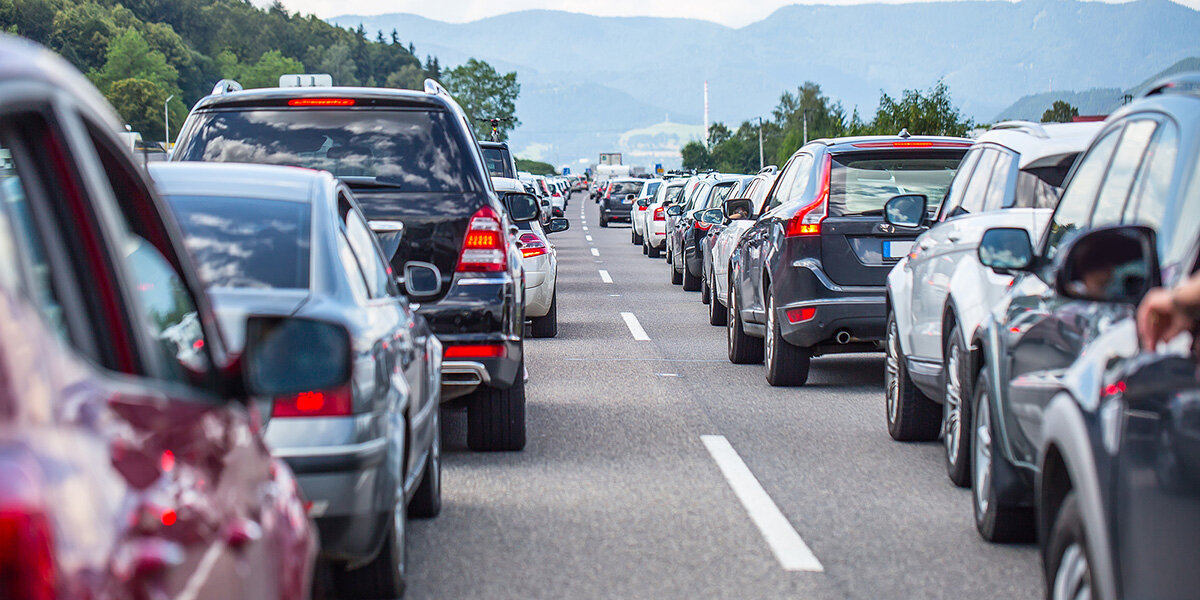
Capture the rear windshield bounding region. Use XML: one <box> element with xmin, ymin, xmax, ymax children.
<box><xmin>609</xmin><ymin>181</ymin><xmax>644</xmax><ymax>196</ymax></box>
<box><xmin>167</xmin><ymin>195</ymin><xmax>311</xmax><ymax>290</ymax></box>
<box><xmin>175</xmin><ymin>109</ymin><xmax>475</xmax><ymax>193</ymax></box>
<box><xmin>830</xmin><ymin>151</ymin><xmax>965</xmax><ymax>216</ymax></box>
<box><xmin>482</xmin><ymin>147</ymin><xmax>514</xmax><ymax>179</ymax></box>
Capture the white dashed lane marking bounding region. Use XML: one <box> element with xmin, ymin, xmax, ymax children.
<box><xmin>599</xmin><ymin>270</ymin><xmax>612</xmax><ymax>283</ymax></box>
<box><xmin>619</xmin><ymin>312</ymin><xmax>650</xmax><ymax>341</ymax></box>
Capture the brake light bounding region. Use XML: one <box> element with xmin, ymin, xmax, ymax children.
<box><xmin>0</xmin><ymin>494</ymin><xmax>55</xmax><ymax>600</ymax></box>
<box><xmin>444</xmin><ymin>344</ymin><xmax>507</xmax><ymax>359</ymax></box>
<box><xmin>695</xmin><ymin>221</ymin><xmax>713</xmax><ymax>230</ymax></box>
<box><xmin>850</xmin><ymin>141</ymin><xmax>972</xmax><ymax>148</ymax></box>
<box><xmin>638</xmin><ymin>204</ymin><xmax>648</xmax><ymax>211</ymax></box>
<box><xmin>653</xmin><ymin>207</ymin><xmax>665</xmax><ymax>221</ymax></box>
<box><xmin>787</xmin><ymin>307</ymin><xmax>817</xmax><ymax>323</ymax></box>
<box><xmin>518</xmin><ymin>233</ymin><xmax>548</xmax><ymax>258</ymax></box>
<box><xmin>457</xmin><ymin>205</ymin><xmax>507</xmax><ymax>272</ymax></box>
<box><xmin>272</xmin><ymin>385</ymin><xmax>353</xmax><ymax>418</ymax></box>
<box><xmin>786</xmin><ymin>154</ymin><xmax>832</xmax><ymax>237</ymax></box>
<box><xmin>287</xmin><ymin>98</ymin><xmax>356</xmax><ymax>107</ymax></box>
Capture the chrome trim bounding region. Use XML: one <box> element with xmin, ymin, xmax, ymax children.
<box><xmin>790</xmin><ymin>258</ymin><xmax>879</xmax><ymax>293</ymax></box>
<box><xmin>781</xmin><ymin>296</ymin><xmax>884</xmax><ymax>309</ymax></box>
<box><xmin>456</xmin><ymin>277</ymin><xmax>509</xmax><ymax>285</ymax></box>
<box><xmin>906</xmin><ymin>357</ymin><xmax>943</xmax><ymax>378</ymax></box>
<box><xmin>210</xmin><ymin>79</ymin><xmax>243</xmax><ymax>95</ymax></box>
<box><xmin>272</xmin><ymin>437</ymin><xmax>386</xmax><ymax>459</ymax></box>
<box><xmin>442</xmin><ymin>361</ymin><xmax>491</xmax><ymax>386</ymax></box>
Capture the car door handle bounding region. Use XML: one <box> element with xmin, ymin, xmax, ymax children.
<box><xmin>947</xmin><ymin>233</ymin><xmax>962</xmax><ymax>242</ymax></box>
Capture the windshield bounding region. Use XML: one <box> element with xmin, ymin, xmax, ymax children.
<box><xmin>166</xmin><ymin>195</ymin><xmax>311</xmax><ymax>290</ymax></box>
<box><xmin>482</xmin><ymin>146</ymin><xmax>515</xmax><ymax>178</ymax></box>
<box><xmin>609</xmin><ymin>181</ymin><xmax>644</xmax><ymax>196</ymax></box>
<box><xmin>174</xmin><ymin>109</ymin><xmax>476</xmax><ymax>192</ymax></box>
<box><xmin>830</xmin><ymin>151</ymin><xmax>965</xmax><ymax>216</ymax></box>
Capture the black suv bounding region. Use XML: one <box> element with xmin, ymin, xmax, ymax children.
<box><xmin>480</xmin><ymin>140</ymin><xmax>517</xmax><ymax>179</ymax></box>
<box><xmin>172</xmin><ymin>80</ymin><xmax>533</xmax><ymax>451</ymax></box>
<box><xmin>599</xmin><ymin>178</ymin><xmax>644</xmax><ymax>227</ymax></box>
<box><xmin>725</xmin><ymin>135</ymin><xmax>971</xmax><ymax>386</ymax></box>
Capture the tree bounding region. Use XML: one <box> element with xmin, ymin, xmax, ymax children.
<box><xmin>106</xmin><ymin>78</ymin><xmax>186</xmax><ymax>141</ymax></box>
<box><xmin>90</xmin><ymin>29</ymin><xmax>179</xmax><ymax>93</ymax></box>
<box><xmin>869</xmin><ymin>80</ymin><xmax>973</xmax><ymax>136</ymax></box>
<box><xmin>385</xmin><ymin>64</ymin><xmax>425</xmax><ymax>90</ymax></box>
<box><xmin>515</xmin><ymin>158</ymin><xmax>556</xmax><ymax>175</ymax></box>
<box><xmin>1042</xmin><ymin>100</ymin><xmax>1079</xmax><ymax>123</ymax></box>
<box><xmin>680</xmin><ymin>140</ymin><xmax>713</xmax><ymax>171</ymax></box>
<box><xmin>318</xmin><ymin>41</ymin><xmax>358</xmax><ymax>86</ymax></box>
<box><xmin>443</xmin><ymin>58</ymin><xmax>521</xmax><ymax>142</ymax></box>
<box><xmin>238</xmin><ymin>50</ymin><xmax>304</xmax><ymax>88</ymax></box>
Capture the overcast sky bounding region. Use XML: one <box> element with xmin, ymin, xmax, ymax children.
<box><xmin>269</xmin><ymin>0</ymin><xmax>1198</xmax><ymax>28</ymax></box>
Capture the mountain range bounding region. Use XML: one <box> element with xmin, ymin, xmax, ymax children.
<box><xmin>332</xmin><ymin>0</ymin><xmax>1200</xmax><ymax>168</ymax></box>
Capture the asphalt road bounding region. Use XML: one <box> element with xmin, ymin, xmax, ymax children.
<box><xmin>406</xmin><ymin>191</ymin><xmax>1041</xmax><ymax>599</ymax></box>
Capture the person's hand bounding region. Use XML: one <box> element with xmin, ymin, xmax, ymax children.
<box><xmin>1137</xmin><ymin>287</ymin><xmax>1194</xmax><ymax>350</ymax></box>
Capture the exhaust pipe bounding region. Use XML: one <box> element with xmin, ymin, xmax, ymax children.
<box><xmin>835</xmin><ymin>330</ymin><xmax>852</xmax><ymax>344</ymax></box>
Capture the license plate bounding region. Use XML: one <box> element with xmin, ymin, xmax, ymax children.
<box><xmin>883</xmin><ymin>240</ymin><xmax>913</xmax><ymax>259</ymax></box>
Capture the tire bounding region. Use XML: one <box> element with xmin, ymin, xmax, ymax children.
<box><xmin>408</xmin><ymin>409</ymin><xmax>441</xmax><ymax>519</ymax></box>
<box><xmin>529</xmin><ymin>292</ymin><xmax>558</xmax><ymax>338</ymax></box>
<box><xmin>632</xmin><ymin>228</ymin><xmax>643</xmax><ymax>245</ymax></box>
<box><xmin>599</xmin><ymin>217</ymin><xmax>608</xmax><ymax>228</ymax></box>
<box><xmin>331</xmin><ymin>496</ymin><xmax>406</xmax><ymax>599</ymax></box>
<box><xmin>642</xmin><ymin>241</ymin><xmax>648</xmax><ymax>255</ymax></box>
<box><xmin>700</xmin><ymin>271</ymin><xmax>711</xmax><ymax>304</ymax></box>
<box><xmin>727</xmin><ymin>279</ymin><xmax>763</xmax><ymax>364</ymax></box>
<box><xmin>671</xmin><ymin>261</ymin><xmax>683</xmax><ymax>285</ymax></box>
<box><xmin>884</xmin><ymin>313</ymin><xmax>941</xmax><ymax>441</ymax></box>
<box><xmin>944</xmin><ymin>323</ymin><xmax>972</xmax><ymax>487</ymax></box>
<box><xmin>1045</xmin><ymin>493</ymin><xmax>1093</xmax><ymax>600</ymax></box>
<box><xmin>647</xmin><ymin>242</ymin><xmax>661</xmax><ymax>258</ymax></box>
<box><xmin>682</xmin><ymin>262</ymin><xmax>700</xmax><ymax>291</ymax></box>
<box><xmin>467</xmin><ymin>364</ymin><xmax>527</xmax><ymax>452</ymax></box>
<box><xmin>971</xmin><ymin>369</ymin><xmax>1035</xmax><ymax>542</ymax></box>
<box><xmin>764</xmin><ymin>293</ymin><xmax>811</xmax><ymax>386</ymax></box>
<box><xmin>708</xmin><ymin>276</ymin><xmax>727</xmax><ymax>326</ymax></box>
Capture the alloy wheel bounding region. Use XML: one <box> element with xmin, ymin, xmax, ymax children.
<box><xmin>765</xmin><ymin>295</ymin><xmax>776</xmax><ymax>367</ymax></box>
<box><xmin>1052</xmin><ymin>543</ymin><xmax>1093</xmax><ymax>600</ymax></box>
<box><xmin>974</xmin><ymin>393</ymin><xmax>993</xmax><ymax>517</ymax></box>
<box><xmin>945</xmin><ymin>342</ymin><xmax>964</xmax><ymax>465</ymax></box>
<box><xmin>885</xmin><ymin>320</ymin><xmax>901</xmax><ymax>425</ymax></box>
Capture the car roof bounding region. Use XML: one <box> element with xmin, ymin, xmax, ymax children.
<box><xmin>148</xmin><ymin>162</ymin><xmax>333</xmax><ymax>203</ymax></box>
<box><xmin>190</xmin><ymin>85</ymin><xmax>450</xmax><ymax>112</ymax></box>
<box><xmin>815</xmin><ymin>133</ymin><xmax>974</xmax><ymax>151</ymax></box>
<box><xmin>973</xmin><ymin>121</ymin><xmax>1104</xmax><ymax>170</ymax></box>
<box><xmin>491</xmin><ymin>177</ymin><xmax>524</xmax><ymax>193</ymax></box>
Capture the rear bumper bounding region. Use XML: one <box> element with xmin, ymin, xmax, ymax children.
<box><xmin>772</xmin><ymin>258</ymin><xmax>887</xmax><ymax>348</ymax></box>
<box><xmin>602</xmin><ymin>204</ymin><xmax>633</xmax><ymax>220</ymax></box>
<box><xmin>420</xmin><ymin>275</ymin><xmax>523</xmax><ymax>397</ymax></box>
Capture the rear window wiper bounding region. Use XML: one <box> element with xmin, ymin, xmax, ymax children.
<box><xmin>341</xmin><ymin>176</ymin><xmax>406</xmax><ymax>190</ymax></box>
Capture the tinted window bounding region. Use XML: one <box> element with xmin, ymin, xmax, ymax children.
<box><xmin>709</xmin><ymin>182</ymin><xmax>737</xmax><ymax>207</ymax></box>
<box><xmin>784</xmin><ymin>154</ymin><xmax>815</xmax><ymax>205</ymax></box>
<box><xmin>1011</xmin><ymin>169</ymin><xmax>1065</xmax><ymax>210</ymax></box>
<box><xmin>0</xmin><ymin>145</ymin><xmax>65</xmax><ymax>339</ymax></box>
<box><xmin>661</xmin><ymin>183</ymin><xmax>685</xmax><ymax>204</ymax></box>
<box><xmin>642</xmin><ymin>181</ymin><xmax>661</xmax><ymax>198</ymax></box>
<box><xmin>937</xmin><ymin>147</ymin><xmax>982</xmax><ymax>221</ymax></box>
<box><xmin>481</xmin><ymin>146</ymin><xmax>514</xmax><ymax>178</ymax></box>
<box><xmin>955</xmin><ymin>149</ymin><xmax>997</xmax><ymax>216</ymax></box>
<box><xmin>1044</xmin><ymin>127</ymin><xmax>1121</xmax><ymax>259</ymax></box>
<box><xmin>176</xmin><ymin>109</ymin><xmax>475</xmax><ymax>193</ymax></box>
<box><xmin>336</xmin><ymin>230</ymin><xmax>369</xmax><ymax>302</ymax></box>
<box><xmin>168</xmin><ymin>195</ymin><xmax>311</xmax><ymax>290</ymax></box>
<box><xmin>345</xmin><ymin>208</ymin><xmax>391</xmax><ymax>299</ymax></box>
<box><xmin>769</xmin><ymin>158</ymin><xmax>801</xmax><ymax>209</ymax></box>
<box><xmin>609</xmin><ymin>181</ymin><xmax>644</xmax><ymax>196</ymax></box>
<box><xmin>1126</xmin><ymin>121</ymin><xmax>1180</xmax><ymax>257</ymax></box>
<box><xmin>1092</xmin><ymin>119</ymin><xmax>1157</xmax><ymax>227</ymax></box>
<box><xmin>829</xmin><ymin>151</ymin><xmax>964</xmax><ymax>216</ymax></box>
<box><xmin>983</xmin><ymin>150</ymin><xmax>1016</xmax><ymax>211</ymax></box>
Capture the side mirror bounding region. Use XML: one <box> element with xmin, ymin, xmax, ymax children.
<box><xmin>1054</xmin><ymin>225</ymin><xmax>1160</xmax><ymax>304</ymax></box>
<box><xmin>244</xmin><ymin>316</ymin><xmax>351</xmax><ymax>397</ymax></box>
<box><xmin>369</xmin><ymin>220</ymin><xmax>404</xmax><ymax>262</ymax></box>
<box><xmin>503</xmin><ymin>192</ymin><xmax>539</xmax><ymax>223</ymax></box>
<box><xmin>637</xmin><ymin>198</ymin><xmax>650</xmax><ymax>208</ymax></box>
<box><xmin>403</xmin><ymin>262</ymin><xmax>442</xmax><ymax>298</ymax></box>
<box><xmin>978</xmin><ymin>227</ymin><xmax>1034</xmax><ymax>273</ymax></box>
<box><xmin>666</xmin><ymin>205</ymin><xmax>683</xmax><ymax>217</ymax></box>
<box><xmin>723</xmin><ymin>198</ymin><xmax>753</xmax><ymax>220</ymax></box>
<box><xmin>700</xmin><ymin>208</ymin><xmax>724</xmax><ymax>225</ymax></box>
<box><xmin>546</xmin><ymin>218</ymin><xmax>570</xmax><ymax>234</ymax></box>
<box><xmin>884</xmin><ymin>194</ymin><xmax>928</xmax><ymax>228</ymax></box>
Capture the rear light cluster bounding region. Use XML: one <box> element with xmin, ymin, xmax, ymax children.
<box><xmin>785</xmin><ymin>154</ymin><xmax>832</xmax><ymax>238</ymax></box>
<box><xmin>457</xmin><ymin>205</ymin><xmax>507</xmax><ymax>272</ymax></box>
<box><xmin>653</xmin><ymin>207</ymin><xmax>665</xmax><ymax>221</ymax></box>
<box><xmin>272</xmin><ymin>385</ymin><xmax>353</xmax><ymax>418</ymax></box>
<box><xmin>444</xmin><ymin>344</ymin><xmax>507</xmax><ymax>359</ymax></box>
<box><xmin>518</xmin><ymin>233</ymin><xmax>548</xmax><ymax>258</ymax></box>
<box><xmin>850</xmin><ymin>141</ymin><xmax>972</xmax><ymax>149</ymax></box>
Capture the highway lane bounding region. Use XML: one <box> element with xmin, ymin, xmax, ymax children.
<box><xmin>404</xmin><ymin>191</ymin><xmax>1041</xmax><ymax>599</ymax></box>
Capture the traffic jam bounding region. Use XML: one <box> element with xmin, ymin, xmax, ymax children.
<box><xmin>0</xmin><ymin>22</ymin><xmax>1199</xmax><ymax>600</ymax></box>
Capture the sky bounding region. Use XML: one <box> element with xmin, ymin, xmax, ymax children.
<box><xmin>267</xmin><ymin>0</ymin><xmax>1199</xmax><ymax>28</ymax></box>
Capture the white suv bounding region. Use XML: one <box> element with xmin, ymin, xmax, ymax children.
<box><xmin>883</xmin><ymin>121</ymin><xmax>1102</xmax><ymax>486</ymax></box>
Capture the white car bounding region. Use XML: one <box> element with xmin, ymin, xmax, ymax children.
<box><xmin>495</xmin><ymin>177</ymin><xmax>564</xmax><ymax>337</ymax></box>
<box><xmin>706</xmin><ymin>168</ymin><xmax>777</xmax><ymax>324</ymax></box>
<box><xmin>630</xmin><ymin>178</ymin><xmax>663</xmax><ymax>246</ymax></box>
<box><xmin>883</xmin><ymin>120</ymin><xmax>1102</xmax><ymax>486</ymax></box>
<box><xmin>641</xmin><ymin>178</ymin><xmax>687</xmax><ymax>258</ymax></box>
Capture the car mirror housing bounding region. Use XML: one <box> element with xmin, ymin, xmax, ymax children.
<box><xmin>884</xmin><ymin>194</ymin><xmax>928</xmax><ymax>228</ymax></box>
<box><xmin>723</xmin><ymin>198</ymin><xmax>753</xmax><ymax>220</ymax></box>
<box><xmin>404</xmin><ymin>262</ymin><xmax>442</xmax><ymax>298</ymax></box>
<box><xmin>666</xmin><ymin>205</ymin><xmax>683</xmax><ymax>217</ymax></box>
<box><xmin>978</xmin><ymin>227</ymin><xmax>1035</xmax><ymax>273</ymax></box>
<box><xmin>546</xmin><ymin>217</ymin><xmax>570</xmax><ymax>234</ymax></box>
<box><xmin>637</xmin><ymin>198</ymin><xmax>650</xmax><ymax>208</ymax></box>
<box><xmin>700</xmin><ymin>208</ymin><xmax>724</xmax><ymax>225</ymax></box>
<box><xmin>503</xmin><ymin>192</ymin><xmax>540</xmax><ymax>223</ymax></box>
<box><xmin>243</xmin><ymin>316</ymin><xmax>352</xmax><ymax>398</ymax></box>
<box><xmin>1054</xmin><ymin>225</ymin><xmax>1161</xmax><ymax>305</ymax></box>
<box><xmin>368</xmin><ymin>220</ymin><xmax>404</xmax><ymax>262</ymax></box>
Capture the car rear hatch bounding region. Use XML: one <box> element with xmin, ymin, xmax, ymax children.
<box><xmin>816</xmin><ymin>145</ymin><xmax>967</xmax><ymax>287</ymax></box>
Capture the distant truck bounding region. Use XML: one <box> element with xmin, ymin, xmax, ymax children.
<box><xmin>593</xmin><ymin>163</ymin><xmax>632</xmax><ymax>182</ymax></box>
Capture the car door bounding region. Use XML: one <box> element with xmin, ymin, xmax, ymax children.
<box><xmin>739</xmin><ymin>156</ymin><xmax>804</xmax><ymax>318</ymax></box>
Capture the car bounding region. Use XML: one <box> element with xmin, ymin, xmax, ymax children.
<box><xmin>668</xmin><ymin>174</ymin><xmax>752</xmax><ymax>291</ymax></box>
<box><xmin>664</xmin><ymin>174</ymin><xmax>719</xmax><ymax>267</ymax></box>
<box><xmin>0</xmin><ymin>35</ymin><xmax>318</xmax><ymax>598</ymax></box>
<box><xmin>965</xmin><ymin>75</ymin><xmax>1200</xmax><ymax>548</ymax></box>
<box><xmin>630</xmin><ymin>178</ymin><xmax>663</xmax><ymax>246</ymax></box>
<box><xmin>599</xmin><ymin>177</ymin><xmax>645</xmax><ymax>227</ymax></box>
<box><xmin>149</xmin><ymin>162</ymin><xmax>444</xmax><ymax>597</ymax></box>
<box><xmin>705</xmin><ymin>167</ymin><xmax>778</xmax><ymax>326</ymax></box>
<box><xmin>883</xmin><ymin>120</ymin><xmax>1101</xmax><ymax>486</ymax></box>
<box><xmin>480</xmin><ymin>140</ymin><xmax>517</xmax><ymax>179</ymax></box>
<box><xmin>725</xmin><ymin>133</ymin><xmax>971</xmax><ymax>385</ymax></box>
<box><xmin>642</xmin><ymin>178</ymin><xmax>687</xmax><ymax>258</ymax></box>
<box><xmin>171</xmin><ymin>78</ymin><xmax>543</xmax><ymax>451</ymax></box>
<box><xmin>494</xmin><ymin>176</ymin><xmax>570</xmax><ymax>337</ymax></box>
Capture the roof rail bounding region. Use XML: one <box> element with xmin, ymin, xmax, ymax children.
<box><xmin>210</xmin><ymin>79</ymin><xmax>243</xmax><ymax>95</ymax></box>
<box><xmin>1142</xmin><ymin>73</ymin><xmax>1200</xmax><ymax>98</ymax></box>
<box><xmin>989</xmin><ymin>120</ymin><xmax>1049</xmax><ymax>139</ymax></box>
<box><xmin>424</xmin><ymin>78</ymin><xmax>450</xmax><ymax>97</ymax></box>
<box><xmin>757</xmin><ymin>165</ymin><xmax>778</xmax><ymax>175</ymax></box>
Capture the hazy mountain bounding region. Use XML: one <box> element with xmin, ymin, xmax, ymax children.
<box><xmin>333</xmin><ymin>0</ymin><xmax>1200</xmax><ymax>168</ymax></box>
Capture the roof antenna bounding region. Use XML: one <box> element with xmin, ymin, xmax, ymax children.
<box><xmin>897</xmin><ymin>128</ymin><xmax>911</xmax><ymax>139</ymax></box>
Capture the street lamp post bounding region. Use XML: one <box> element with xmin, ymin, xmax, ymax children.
<box><xmin>163</xmin><ymin>94</ymin><xmax>174</xmax><ymax>146</ymax></box>
<box><xmin>756</xmin><ymin>116</ymin><xmax>764</xmax><ymax>171</ymax></box>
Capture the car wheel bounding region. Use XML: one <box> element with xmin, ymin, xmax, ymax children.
<box><xmin>600</xmin><ymin>217</ymin><xmax>608</xmax><ymax>228</ymax></box>
<box><xmin>642</xmin><ymin>240</ymin><xmax>649</xmax><ymax>255</ymax></box>
<box><xmin>971</xmin><ymin>369</ymin><xmax>1035</xmax><ymax>542</ymax></box>
<box><xmin>682</xmin><ymin>263</ymin><xmax>700</xmax><ymax>291</ymax></box>
<box><xmin>332</xmin><ymin>494</ymin><xmax>406</xmax><ymax>599</ymax></box>
<box><xmin>727</xmin><ymin>279</ymin><xmax>763</xmax><ymax>364</ymax></box>
<box><xmin>408</xmin><ymin>409</ymin><xmax>441</xmax><ymax>519</ymax></box>
<box><xmin>1045</xmin><ymin>492</ymin><xmax>1094</xmax><ymax>600</ymax></box>
<box><xmin>764</xmin><ymin>293</ymin><xmax>811</xmax><ymax>386</ymax></box>
<box><xmin>884</xmin><ymin>313</ymin><xmax>941</xmax><ymax>441</ymax></box>
<box><xmin>632</xmin><ymin>228</ymin><xmax>643</xmax><ymax>245</ymax></box>
<box><xmin>529</xmin><ymin>291</ymin><xmax>558</xmax><ymax>338</ymax></box>
<box><xmin>467</xmin><ymin>361</ymin><xmax>527</xmax><ymax>452</ymax></box>
<box><xmin>708</xmin><ymin>276</ymin><xmax>727</xmax><ymax>326</ymax></box>
<box><xmin>671</xmin><ymin>259</ymin><xmax>683</xmax><ymax>285</ymax></box>
<box><xmin>944</xmin><ymin>323</ymin><xmax>972</xmax><ymax>487</ymax></box>
<box><xmin>647</xmin><ymin>242</ymin><xmax>661</xmax><ymax>258</ymax></box>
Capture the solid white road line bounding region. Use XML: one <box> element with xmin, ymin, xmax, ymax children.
<box><xmin>620</xmin><ymin>312</ymin><xmax>650</xmax><ymax>341</ymax></box>
<box><xmin>599</xmin><ymin>270</ymin><xmax>612</xmax><ymax>283</ymax></box>
<box><xmin>700</xmin><ymin>435</ymin><xmax>825</xmax><ymax>573</ymax></box>
<box><xmin>591</xmin><ymin>248</ymin><xmax>600</xmax><ymax>256</ymax></box>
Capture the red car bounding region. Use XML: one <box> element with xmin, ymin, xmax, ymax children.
<box><xmin>0</xmin><ymin>36</ymin><xmax>323</xmax><ymax>599</ymax></box>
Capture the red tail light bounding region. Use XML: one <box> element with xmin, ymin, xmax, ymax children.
<box><xmin>787</xmin><ymin>307</ymin><xmax>817</xmax><ymax>323</ymax></box>
<box><xmin>518</xmin><ymin>233</ymin><xmax>548</xmax><ymax>258</ymax></box>
<box><xmin>850</xmin><ymin>141</ymin><xmax>971</xmax><ymax>148</ymax></box>
<box><xmin>786</xmin><ymin>154</ymin><xmax>832</xmax><ymax>237</ymax></box>
<box><xmin>444</xmin><ymin>344</ymin><xmax>507</xmax><ymax>359</ymax></box>
<box><xmin>457</xmin><ymin>205</ymin><xmax>507</xmax><ymax>272</ymax></box>
<box><xmin>287</xmin><ymin>98</ymin><xmax>356</xmax><ymax>107</ymax></box>
<box><xmin>272</xmin><ymin>385</ymin><xmax>353</xmax><ymax>418</ymax></box>
<box><xmin>694</xmin><ymin>221</ymin><xmax>713</xmax><ymax>231</ymax></box>
<box><xmin>0</xmin><ymin>474</ymin><xmax>55</xmax><ymax>600</ymax></box>
<box><xmin>653</xmin><ymin>207</ymin><xmax>665</xmax><ymax>221</ymax></box>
